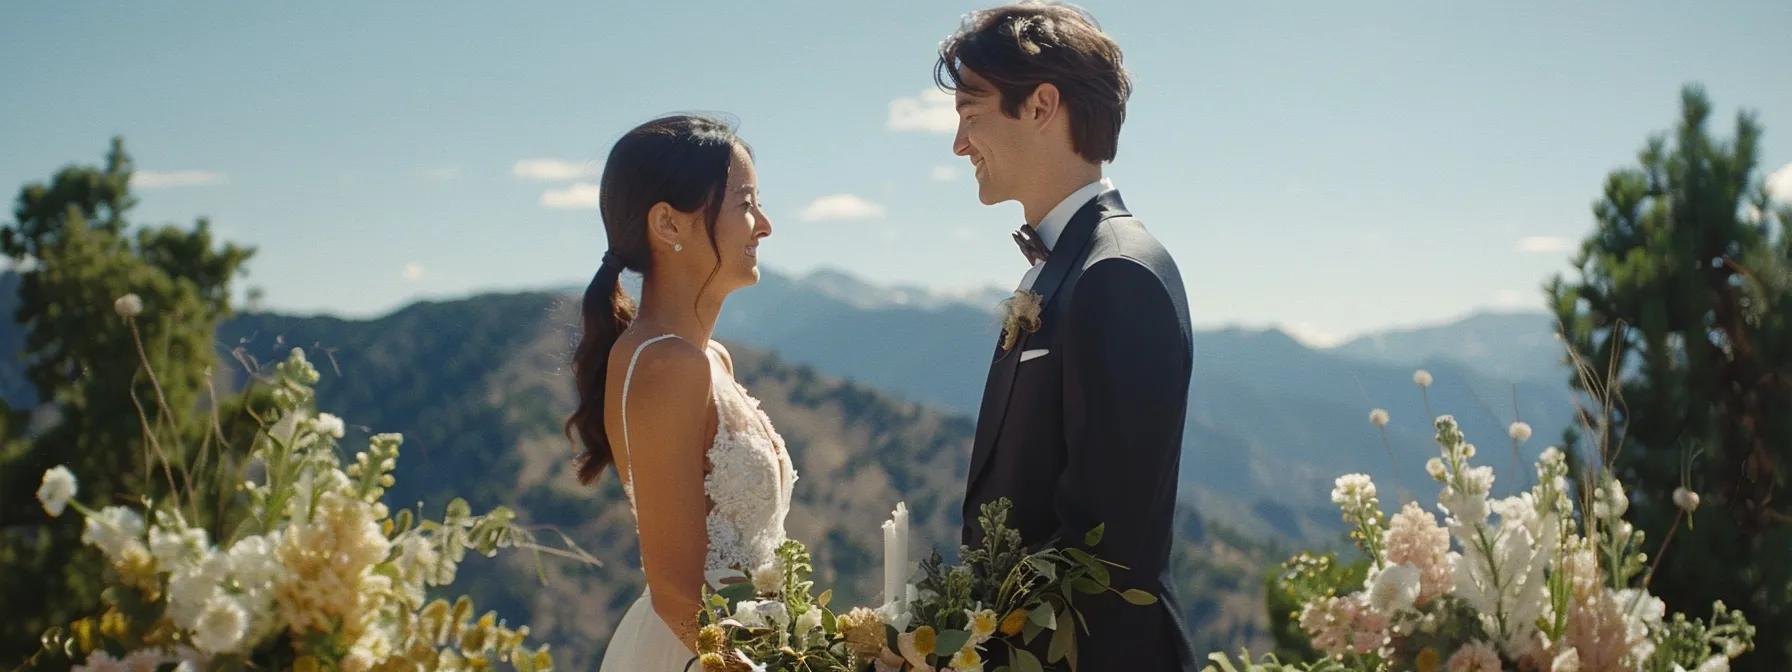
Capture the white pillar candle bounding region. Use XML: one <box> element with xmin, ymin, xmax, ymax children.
<box><xmin>882</xmin><ymin>501</ymin><xmax>909</xmax><ymax>606</ymax></box>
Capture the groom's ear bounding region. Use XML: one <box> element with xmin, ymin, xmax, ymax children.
<box><xmin>1026</xmin><ymin>83</ymin><xmax>1063</xmax><ymax>131</ymax></box>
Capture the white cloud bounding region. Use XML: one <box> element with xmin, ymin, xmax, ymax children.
<box><xmin>888</xmin><ymin>89</ymin><xmax>957</xmax><ymax>134</ymax></box>
<box><xmin>801</xmin><ymin>194</ymin><xmax>886</xmax><ymax>221</ymax></box>
<box><xmin>931</xmin><ymin>164</ymin><xmax>961</xmax><ymax>181</ymax></box>
<box><xmin>541</xmin><ymin>183</ymin><xmax>601</xmax><ymax>210</ymax></box>
<box><xmin>1767</xmin><ymin>162</ymin><xmax>1792</xmax><ymax>203</ymax></box>
<box><xmin>513</xmin><ymin>158</ymin><xmax>595</xmax><ymax>182</ymax></box>
<box><xmin>131</xmin><ymin>170</ymin><xmax>226</xmax><ymax>189</ymax></box>
<box><xmin>1282</xmin><ymin>321</ymin><xmax>1345</xmax><ymax>349</ymax></box>
<box><xmin>402</xmin><ymin>262</ymin><xmax>425</xmax><ymax>282</ymax></box>
<box><xmin>1516</xmin><ymin>236</ymin><xmax>1574</xmax><ymax>254</ymax></box>
<box><xmin>1494</xmin><ymin>289</ymin><xmax>1529</xmax><ymax>308</ymax></box>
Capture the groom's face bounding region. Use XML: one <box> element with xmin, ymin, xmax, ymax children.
<box><xmin>952</xmin><ymin>69</ymin><xmax>1033</xmax><ymax>207</ymax></box>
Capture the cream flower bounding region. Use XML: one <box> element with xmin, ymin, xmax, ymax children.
<box><xmin>37</xmin><ymin>466</ymin><xmax>76</xmax><ymax>517</ymax></box>
<box><xmin>997</xmin><ymin>290</ymin><xmax>1043</xmax><ymax>352</ymax></box>
<box><xmin>1413</xmin><ymin>369</ymin><xmax>1434</xmax><ymax>387</ymax></box>
<box><xmin>312</xmin><ymin>412</ymin><xmax>346</xmax><ymax>440</ymax></box>
<box><xmin>1369</xmin><ymin>408</ymin><xmax>1390</xmax><ymax>428</ymax></box>
<box><xmin>191</xmin><ymin>596</ymin><xmax>248</xmax><ymax>654</ymax></box>
<box><xmin>1674</xmin><ymin>487</ymin><xmax>1701</xmax><ymax>513</ymax></box>
<box><xmin>751</xmin><ymin>560</ymin><xmax>784</xmax><ymax>595</ymax></box>
<box><xmin>1508</xmin><ymin>421</ymin><xmax>1533</xmax><ymax>442</ymax></box>
<box><xmin>114</xmin><ymin>293</ymin><xmax>143</xmax><ymax>318</ymax></box>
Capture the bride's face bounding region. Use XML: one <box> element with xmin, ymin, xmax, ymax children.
<box><xmin>702</xmin><ymin>144</ymin><xmax>771</xmax><ymax>291</ymax></box>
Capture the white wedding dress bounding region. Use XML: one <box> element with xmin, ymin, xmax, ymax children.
<box><xmin>599</xmin><ymin>334</ymin><xmax>798</xmax><ymax>672</ymax></box>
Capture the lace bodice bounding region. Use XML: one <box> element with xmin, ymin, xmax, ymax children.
<box><xmin>618</xmin><ymin>335</ymin><xmax>797</xmax><ymax>575</ymax></box>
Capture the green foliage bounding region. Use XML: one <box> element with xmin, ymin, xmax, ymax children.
<box><xmin>1264</xmin><ymin>553</ymin><xmax>1368</xmax><ymax>660</ymax></box>
<box><xmin>1547</xmin><ymin>86</ymin><xmax>1792</xmax><ymax>671</ymax></box>
<box><xmin>0</xmin><ymin>138</ymin><xmax>255</xmax><ymax>666</ymax></box>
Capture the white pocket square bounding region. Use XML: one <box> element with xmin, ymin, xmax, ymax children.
<box><xmin>1019</xmin><ymin>349</ymin><xmax>1051</xmax><ymax>362</ymax></box>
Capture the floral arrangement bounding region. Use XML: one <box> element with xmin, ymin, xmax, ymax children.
<box><xmin>693</xmin><ymin>499</ymin><xmax>1152</xmax><ymax>672</ymax></box>
<box><xmin>1206</xmin><ymin>371</ymin><xmax>1755</xmax><ymax>672</ymax></box>
<box><xmin>29</xmin><ymin>297</ymin><xmax>563</xmax><ymax>671</ymax></box>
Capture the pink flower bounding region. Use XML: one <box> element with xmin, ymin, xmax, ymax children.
<box><xmin>1299</xmin><ymin>595</ymin><xmax>1389</xmax><ymax>658</ymax></box>
<box><xmin>1385</xmin><ymin>502</ymin><xmax>1453</xmax><ymax>606</ymax></box>
<box><xmin>1446</xmin><ymin>641</ymin><xmax>1502</xmax><ymax>672</ymax></box>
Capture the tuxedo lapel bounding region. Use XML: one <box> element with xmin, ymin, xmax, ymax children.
<box><xmin>966</xmin><ymin>190</ymin><xmax>1131</xmax><ymax>491</ymax></box>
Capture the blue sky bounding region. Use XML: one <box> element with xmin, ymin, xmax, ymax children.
<box><xmin>4</xmin><ymin>1</ymin><xmax>1789</xmax><ymax>345</ymax></box>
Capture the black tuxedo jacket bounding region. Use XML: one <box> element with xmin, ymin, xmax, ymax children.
<box><xmin>962</xmin><ymin>190</ymin><xmax>1197</xmax><ymax>671</ymax></box>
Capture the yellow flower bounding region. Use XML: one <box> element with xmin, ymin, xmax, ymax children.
<box><xmin>293</xmin><ymin>656</ymin><xmax>322</xmax><ymax>672</ymax></box>
<box><xmin>697</xmin><ymin>624</ymin><xmax>726</xmax><ymax>653</ymax></box>
<box><xmin>899</xmin><ymin>626</ymin><xmax>938</xmax><ymax>669</ymax></box>
<box><xmin>912</xmin><ymin>625</ymin><xmax>937</xmax><ymax>654</ymax></box>
<box><xmin>999</xmin><ymin>609</ymin><xmax>1028</xmax><ymax>637</ymax></box>
<box><xmin>837</xmin><ymin>607</ymin><xmax>887</xmax><ymax>660</ymax></box>
<box><xmin>966</xmin><ymin>608</ymin><xmax>999</xmax><ymax>644</ymax></box>
<box><xmin>698</xmin><ymin>652</ymin><xmax>728</xmax><ymax>672</ymax></box>
<box><xmin>951</xmin><ymin>645</ymin><xmax>984</xmax><ymax>671</ymax></box>
<box><xmin>1415</xmin><ymin>647</ymin><xmax>1441</xmax><ymax>672</ymax></box>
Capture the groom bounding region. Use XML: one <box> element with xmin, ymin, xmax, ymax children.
<box><xmin>940</xmin><ymin>3</ymin><xmax>1198</xmax><ymax>670</ymax></box>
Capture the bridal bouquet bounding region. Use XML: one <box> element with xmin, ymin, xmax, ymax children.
<box><xmin>28</xmin><ymin>338</ymin><xmax>560</xmax><ymax>671</ymax></box>
<box><xmin>693</xmin><ymin>499</ymin><xmax>1153</xmax><ymax>672</ymax></box>
<box><xmin>875</xmin><ymin>498</ymin><xmax>1156</xmax><ymax>672</ymax></box>
<box><xmin>694</xmin><ymin>539</ymin><xmax>863</xmax><ymax>671</ymax></box>
<box><xmin>1208</xmin><ymin>396</ymin><xmax>1755</xmax><ymax>672</ymax></box>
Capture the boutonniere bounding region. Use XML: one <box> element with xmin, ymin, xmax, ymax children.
<box><xmin>997</xmin><ymin>289</ymin><xmax>1043</xmax><ymax>352</ymax></box>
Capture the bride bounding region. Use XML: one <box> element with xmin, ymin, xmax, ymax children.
<box><xmin>563</xmin><ymin>114</ymin><xmax>794</xmax><ymax>670</ymax></box>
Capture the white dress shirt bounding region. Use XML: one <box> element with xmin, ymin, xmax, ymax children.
<box><xmin>1018</xmin><ymin>178</ymin><xmax>1115</xmax><ymax>291</ymax></box>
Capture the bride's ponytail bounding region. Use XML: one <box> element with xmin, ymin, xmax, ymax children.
<box><xmin>564</xmin><ymin>114</ymin><xmax>742</xmax><ymax>486</ymax></box>
<box><xmin>567</xmin><ymin>251</ymin><xmax>635</xmax><ymax>485</ymax></box>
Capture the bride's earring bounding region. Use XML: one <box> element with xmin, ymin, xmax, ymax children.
<box><xmin>673</xmin><ymin>243</ymin><xmax>684</xmax><ymax>252</ymax></box>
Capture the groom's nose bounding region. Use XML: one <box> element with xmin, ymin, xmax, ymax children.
<box><xmin>953</xmin><ymin>126</ymin><xmax>972</xmax><ymax>157</ymax></box>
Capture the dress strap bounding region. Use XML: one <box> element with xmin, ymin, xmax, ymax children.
<box><xmin>618</xmin><ymin>334</ymin><xmax>686</xmax><ymax>498</ymax></box>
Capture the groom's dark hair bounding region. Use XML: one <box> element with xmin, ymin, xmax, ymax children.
<box><xmin>935</xmin><ymin>2</ymin><xmax>1131</xmax><ymax>163</ymax></box>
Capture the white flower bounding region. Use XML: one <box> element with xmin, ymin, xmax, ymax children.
<box><xmin>191</xmin><ymin>596</ymin><xmax>248</xmax><ymax>654</ymax></box>
<box><xmin>1369</xmin><ymin>408</ymin><xmax>1390</xmax><ymax>428</ymax></box>
<box><xmin>82</xmin><ymin>506</ymin><xmax>147</xmax><ymax>562</ymax></box>
<box><xmin>167</xmin><ymin>552</ymin><xmax>229</xmax><ymax>631</ymax></box>
<box><xmin>1551</xmin><ymin>648</ymin><xmax>1581</xmax><ymax>672</ymax></box>
<box><xmin>1674</xmin><ymin>487</ymin><xmax>1701</xmax><ymax>513</ymax></box>
<box><xmin>731</xmin><ymin>600</ymin><xmax>769</xmax><ymax>628</ymax></box>
<box><xmin>1413</xmin><ymin>369</ymin><xmax>1434</xmax><ymax>387</ymax></box>
<box><xmin>118</xmin><ymin>650</ymin><xmax>166</xmax><ymax>672</ymax></box>
<box><xmin>114</xmin><ymin>293</ymin><xmax>143</xmax><ymax>318</ymax></box>
<box><xmin>1508</xmin><ymin>421</ymin><xmax>1532</xmax><ymax>442</ymax></box>
<box><xmin>37</xmin><ymin>466</ymin><xmax>77</xmax><ymax>517</ymax></box>
<box><xmin>1593</xmin><ymin>479</ymin><xmax>1629</xmax><ymax>520</ymax></box>
<box><xmin>795</xmin><ymin>606</ymin><xmax>824</xmax><ymax>644</ymax></box>
<box><xmin>312</xmin><ymin>412</ymin><xmax>346</xmax><ymax>440</ymax></box>
<box><xmin>1426</xmin><ymin>457</ymin><xmax>1447</xmax><ymax>481</ymax></box>
<box><xmin>74</xmin><ymin>650</ymin><xmax>127</xmax><ymax>672</ymax></box>
<box><xmin>751</xmin><ymin>560</ymin><xmax>784</xmax><ymax>595</ymax></box>
<box><xmin>1695</xmin><ymin>655</ymin><xmax>1730</xmax><ymax>672</ymax></box>
<box><xmin>754</xmin><ymin>600</ymin><xmax>790</xmax><ymax>630</ymax></box>
<box><xmin>149</xmin><ymin>516</ymin><xmax>210</xmax><ymax>570</ymax></box>
<box><xmin>1367</xmin><ymin>563</ymin><xmax>1421</xmax><ymax>614</ymax></box>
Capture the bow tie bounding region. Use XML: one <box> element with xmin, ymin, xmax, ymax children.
<box><xmin>1012</xmin><ymin>226</ymin><xmax>1049</xmax><ymax>266</ymax></box>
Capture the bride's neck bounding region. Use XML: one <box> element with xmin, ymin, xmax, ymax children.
<box><xmin>635</xmin><ymin>272</ymin><xmax>723</xmax><ymax>345</ymax></box>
